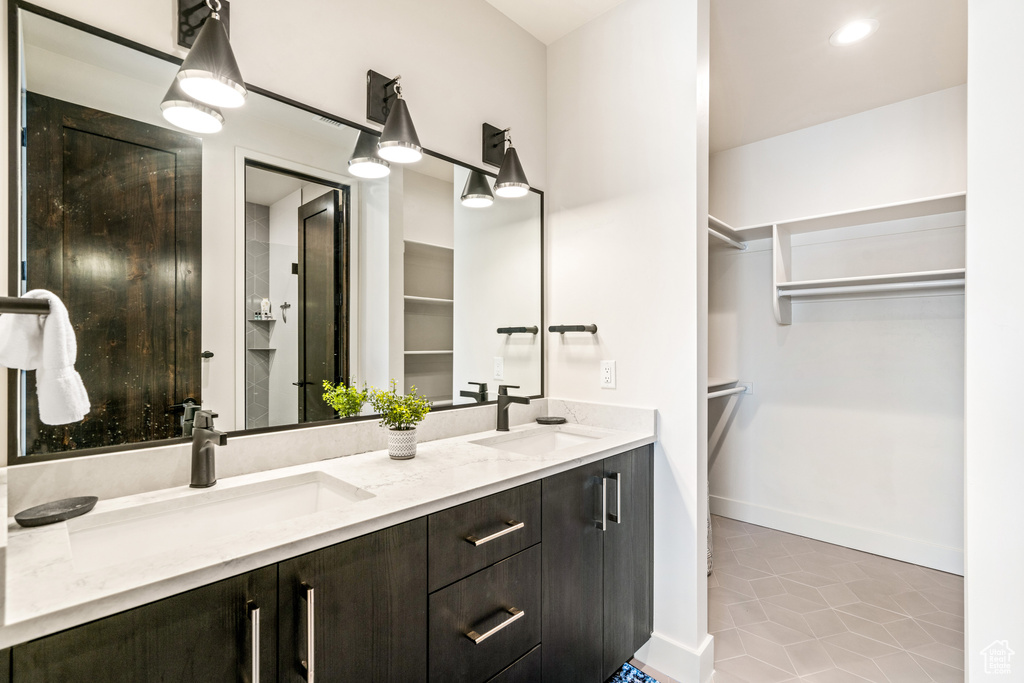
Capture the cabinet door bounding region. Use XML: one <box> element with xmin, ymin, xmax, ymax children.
<box><xmin>14</xmin><ymin>567</ymin><xmax>276</xmax><ymax>683</ymax></box>
<box><xmin>603</xmin><ymin>446</ymin><xmax>654</xmax><ymax>679</ymax></box>
<box><xmin>541</xmin><ymin>461</ymin><xmax>604</xmax><ymax>683</ymax></box>
<box><xmin>278</xmin><ymin>518</ymin><xmax>428</xmax><ymax>683</ymax></box>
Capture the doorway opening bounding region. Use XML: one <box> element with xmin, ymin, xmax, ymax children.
<box><xmin>243</xmin><ymin>161</ymin><xmax>351</xmax><ymax>429</ymax></box>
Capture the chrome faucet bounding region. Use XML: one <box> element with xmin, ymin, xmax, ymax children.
<box><xmin>190</xmin><ymin>410</ymin><xmax>227</xmax><ymax>488</ymax></box>
<box><xmin>496</xmin><ymin>385</ymin><xmax>530</xmax><ymax>432</ymax></box>
<box><xmin>460</xmin><ymin>381</ymin><xmax>489</xmax><ymax>403</ymax></box>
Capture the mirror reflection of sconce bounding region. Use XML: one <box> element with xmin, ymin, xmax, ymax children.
<box><xmin>482</xmin><ymin>123</ymin><xmax>531</xmax><ymax>198</ymax></box>
<box><xmin>460</xmin><ymin>171</ymin><xmax>495</xmax><ymax>208</ymax></box>
<box><xmin>173</xmin><ymin>0</ymin><xmax>247</xmax><ymax>109</ymax></box>
<box><xmin>366</xmin><ymin>71</ymin><xmax>423</xmax><ymax>164</ymax></box>
<box><xmin>348</xmin><ymin>130</ymin><xmax>392</xmax><ymax>179</ymax></box>
<box><xmin>161</xmin><ymin>78</ymin><xmax>224</xmax><ymax>134</ymax></box>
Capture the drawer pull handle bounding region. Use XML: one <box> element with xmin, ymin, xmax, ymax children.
<box><xmin>465</xmin><ymin>607</ymin><xmax>525</xmax><ymax>644</ymax></box>
<box><xmin>597</xmin><ymin>477</ymin><xmax>608</xmax><ymax>531</ymax></box>
<box><xmin>465</xmin><ymin>520</ymin><xmax>524</xmax><ymax>546</ymax></box>
<box><xmin>301</xmin><ymin>583</ymin><xmax>315</xmax><ymax>682</ymax></box>
<box><xmin>248</xmin><ymin>601</ymin><xmax>260</xmax><ymax>683</ymax></box>
<box><xmin>609</xmin><ymin>471</ymin><xmax>623</xmax><ymax>524</ymax></box>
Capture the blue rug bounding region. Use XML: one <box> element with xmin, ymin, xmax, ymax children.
<box><xmin>608</xmin><ymin>662</ymin><xmax>658</xmax><ymax>683</ymax></box>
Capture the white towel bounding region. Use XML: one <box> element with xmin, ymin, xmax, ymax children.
<box><xmin>0</xmin><ymin>290</ymin><xmax>90</xmax><ymax>425</ymax></box>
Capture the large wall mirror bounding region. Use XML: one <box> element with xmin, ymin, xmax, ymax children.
<box><xmin>8</xmin><ymin>5</ymin><xmax>543</xmax><ymax>461</ymax></box>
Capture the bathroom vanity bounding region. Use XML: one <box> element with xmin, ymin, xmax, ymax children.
<box><xmin>2</xmin><ymin>416</ymin><xmax>655</xmax><ymax>682</ymax></box>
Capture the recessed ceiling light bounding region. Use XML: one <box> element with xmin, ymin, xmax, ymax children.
<box><xmin>829</xmin><ymin>19</ymin><xmax>879</xmax><ymax>46</ymax></box>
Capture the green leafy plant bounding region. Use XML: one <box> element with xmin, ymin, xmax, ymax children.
<box><xmin>368</xmin><ymin>379</ymin><xmax>432</xmax><ymax>430</ymax></box>
<box><xmin>322</xmin><ymin>379</ymin><xmax>369</xmax><ymax>419</ymax></box>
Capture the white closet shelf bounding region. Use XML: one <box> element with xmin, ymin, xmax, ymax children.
<box><xmin>708</xmin><ymin>216</ymin><xmax>747</xmax><ymax>250</ymax></box>
<box><xmin>778</xmin><ymin>268</ymin><xmax>965</xmax><ymax>298</ymax></box>
<box><xmin>404</xmin><ymin>350</ymin><xmax>454</xmax><ymax>355</ymax></box>
<box><xmin>404</xmin><ymin>295</ymin><xmax>454</xmax><ymax>304</ymax></box>
<box><xmin>247</xmin><ymin>318</ymin><xmax>276</xmax><ymax>322</ymax></box>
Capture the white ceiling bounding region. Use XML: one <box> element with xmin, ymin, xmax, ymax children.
<box><xmin>483</xmin><ymin>0</ymin><xmax>965</xmax><ymax>154</ymax></box>
<box><xmin>710</xmin><ymin>0</ymin><xmax>967</xmax><ymax>152</ymax></box>
<box><xmin>484</xmin><ymin>0</ymin><xmax>631</xmax><ymax>45</ymax></box>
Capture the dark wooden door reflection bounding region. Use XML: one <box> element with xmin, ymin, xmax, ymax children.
<box><xmin>297</xmin><ymin>190</ymin><xmax>348</xmax><ymax>423</ymax></box>
<box><xmin>21</xmin><ymin>93</ymin><xmax>201</xmax><ymax>456</ymax></box>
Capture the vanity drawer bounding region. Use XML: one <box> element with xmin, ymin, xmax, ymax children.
<box><xmin>428</xmin><ymin>481</ymin><xmax>541</xmax><ymax>591</ymax></box>
<box><xmin>485</xmin><ymin>645</ymin><xmax>541</xmax><ymax>683</ymax></box>
<box><xmin>428</xmin><ymin>545</ymin><xmax>541</xmax><ymax>683</ymax></box>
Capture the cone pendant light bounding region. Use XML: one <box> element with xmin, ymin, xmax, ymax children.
<box><xmin>161</xmin><ymin>78</ymin><xmax>224</xmax><ymax>134</ymax></box>
<box><xmin>461</xmin><ymin>171</ymin><xmax>494</xmax><ymax>208</ymax></box>
<box><xmin>348</xmin><ymin>130</ymin><xmax>391</xmax><ymax>179</ymax></box>
<box><xmin>175</xmin><ymin>0</ymin><xmax>247</xmax><ymax>108</ymax></box>
<box><xmin>494</xmin><ymin>144</ymin><xmax>530</xmax><ymax>198</ymax></box>
<box><xmin>377</xmin><ymin>78</ymin><xmax>422</xmax><ymax>164</ymax></box>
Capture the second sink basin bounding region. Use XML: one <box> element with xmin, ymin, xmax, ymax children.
<box><xmin>67</xmin><ymin>471</ymin><xmax>373</xmax><ymax>572</ymax></box>
<box><xmin>471</xmin><ymin>425</ymin><xmax>603</xmax><ymax>456</ymax></box>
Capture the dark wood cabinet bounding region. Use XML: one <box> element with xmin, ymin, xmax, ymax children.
<box><xmin>541</xmin><ymin>446</ymin><xmax>654</xmax><ymax>683</ymax></box>
<box><xmin>603</xmin><ymin>447</ymin><xmax>654</xmax><ymax>680</ymax></box>
<box><xmin>428</xmin><ymin>481</ymin><xmax>541</xmax><ymax>592</ymax></box>
<box><xmin>9</xmin><ymin>445</ymin><xmax>652</xmax><ymax>683</ymax></box>
<box><xmin>429</xmin><ymin>546</ymin><xmax>541</xmax><ymax>683</ymax></box>
<box><xmin>278</xmin><ymin>518</ymin><xmax>428</xmax><ymax>683</ymax></box>
<box><xmin>13</xmin><ymin>567</ymin><xmax>276</xmax><ymax>683</ymax></box>
<box><xmin>541</xmin><ymin>460</ymin><xmax>605</xmax><ymax>682</ymax></box>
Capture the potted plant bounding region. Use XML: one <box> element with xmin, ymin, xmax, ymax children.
<box><xmin>368</xmin><ymin>379</ymin><xmax>431</xmax><ymax>459</ymax></box>
<box><xmin>322</xmin><ymin>379</ymin><xmax>368</xmax><ymax>419</ymax></box>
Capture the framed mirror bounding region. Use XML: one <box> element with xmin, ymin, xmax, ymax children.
<box><xmin>7</xmin><ymin>4</ymin><xmax>543</xmax><ymax>462</ymax></box>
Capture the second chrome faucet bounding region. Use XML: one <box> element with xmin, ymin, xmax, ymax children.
<box><xmin>496</xmin><ymin>384</ymin><xmax>530</xmax><ymax>431</ymax></box>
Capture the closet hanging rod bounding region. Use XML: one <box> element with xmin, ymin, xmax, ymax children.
<box><xmin>0</xmin><ymin>296</ymin><xmax>49</xmax><ymax>315</ymax></box>
<box><xmin>708</xmin><ymin>228</ymin><xmax>747</xmax><ymax>251</ymax></box>
<box><xmin>497</xmin><ymin>326</ymin><xmax>539</xmax><ymax>335</ymax></box>
<box><xmin>779</xmin><ymin>279</ymin><xmax>965</xmax><ymax>298</ymax></box>
<box><xmin>707</xmin><ymin>386</ymin><xmax>747</xmax><ymax>400</ymax></box>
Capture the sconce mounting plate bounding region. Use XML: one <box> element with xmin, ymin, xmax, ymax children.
<box><xmin>366</xmin><ymin>70</ymin><xmax>399</xmax><ymax>125</ymax></box>
<box><xmin>177</xmin><ymin>0</ymin><xmax>230</xmax><ymax>49</ymax></box>
<box><xmin>482</xmin><ymin>123</ymin><xmax>506</xmax><ymax>167</ymax></box>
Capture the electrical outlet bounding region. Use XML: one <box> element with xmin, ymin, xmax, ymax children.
<box><xmin>600</xmin><ymin>360</ymin><xmax>616</xmax><ymax>389</ymax></box>
<box><xmin>493</xmin><ymin>356</ymin><xmax>504</xmax><ymax>381</ymax></box>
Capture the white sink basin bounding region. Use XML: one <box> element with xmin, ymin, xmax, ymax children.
<box><xmin>67</xmin><ymin>471</ymin><xmax>373</xmax><ymax>572</ymax></box>
<box><xmin>471</xmin><ymin>426</ymin><xmax>603</xmax><ymax>456</ymax></box>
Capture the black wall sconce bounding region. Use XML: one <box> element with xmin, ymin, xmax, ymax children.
<box><xmin>177</xmin><ymin>0</ymin><xmax>230</xmax><ymax>48</ymax></box>
<box><xmin>367</xmin><ymin>71</ymin><xmax>422</xmax><ymax>164</ymax></box>
<box><xmin>482</xmin><ymin>123</ymin><xmax>530</xmax><ymax>198</ymax></box>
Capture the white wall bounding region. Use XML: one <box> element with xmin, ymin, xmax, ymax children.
<box><xmin>711</xmin><ymin>86</ymin><xmax>967</xmax><ymax>228</ymax></box>
<box><xmin>708</xmin><ymin>89</ymin><xmax>967</xmax><ymax>575</ymax></box>
<box><xmin>403</xmin><ymin>170</ymin><xmax>454</xmax><ymax>248</ymax></box>
<box><xmin>965</xmin><ymin>0</ymin><xmax>1024</xmax><ymax>677</ymax></box>
<box><xmin>547</xmin><ymin>0</ymin><xmax>712</xmax><ymax>679</ymax></box>
<box><xmin>452</xmin><ymin>167</ymin><xmax>542</xmax><ymax>400</ymax></box>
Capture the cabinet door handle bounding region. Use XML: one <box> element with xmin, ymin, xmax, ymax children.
<box><xmin>301</xmin><ymin>583</ymin><xmax>316</xmax><ymax>682</ymax></box>
<box><xmin>465</xmin><ymin>607</ymin><xmax>525</xmax><ymax>644</ymax></box>
<box><xmin>597</xmin><ymin>477</ymin><xmax>608</xmax><ymax>531</ymax></box>
<box><xmin>247</xmin><ymin>601</ymin><xmax>260</xmax><ymax>683</ymax></box>
<box><xmin>609</xmin><ymin>472</ymin><xmax>623</xmax><ymax>524</ymax></box>
<box><xmin>465</xmin><ymin>520</ymin><xmax>524</xmax><ymax>546</ymax></box>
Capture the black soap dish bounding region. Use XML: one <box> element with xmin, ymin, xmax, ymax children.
<box><xmin>536</xmin><ymin>416</ymin><xmax>567</xmax><ymax>425</ymax></box>
<box><xmin>15</xmin><ymin>496</ymin><xmax>98</xmax><ymax>528</ymax></box>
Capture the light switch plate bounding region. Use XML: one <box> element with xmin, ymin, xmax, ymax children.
<box><xmin>493</xmin><ymin>356</ymin><xmax>504</xmax><ymax>381</ymax></box>
<box><xmin>600</xmin><ymin>360</ymin><xmax>616</xmax><ymax>389</ymax></box>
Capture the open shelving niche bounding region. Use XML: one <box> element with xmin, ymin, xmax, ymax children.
<box><xmin>719</xmin><ymin>192</ymin><xmax>966</xmax><ymax>325</ymax></box>
<box><xmin>403</xmin><ymin>240</ymin><xmax>454</xmax><ymax>404</ymax></box>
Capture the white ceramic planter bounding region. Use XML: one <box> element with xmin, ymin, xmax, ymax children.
<box><xmin>387</xmin><ymin>427</ymin><xmax>417</xmax><ymax>460</ymax></box>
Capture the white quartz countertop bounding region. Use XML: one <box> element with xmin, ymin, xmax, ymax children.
<box><xmin>1</xmin><ymin>418</ymin><xmax>655</xmax><ymax>649</ymax></box>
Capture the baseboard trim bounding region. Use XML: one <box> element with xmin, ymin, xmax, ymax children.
<box><xmin>710</xmin><ymin>495</ymin><xmax>963</xmax><ymax>575</ymax></box>
<box><xmin>634</xmin><ymin>632</ymin><xmax>715</xmax><ymax>683</ymax></box>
